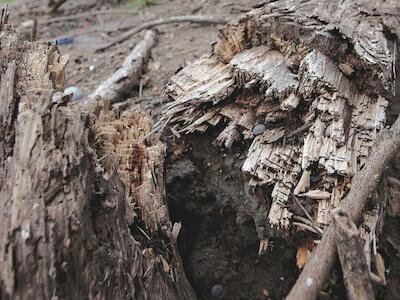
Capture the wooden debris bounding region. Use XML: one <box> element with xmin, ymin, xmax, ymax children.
<box><xmin>287</xmin><ymin>114</ymin><xmax>400</xmax><ymax>300</ymax></box>
<box><xmin>332</xmin><ymin>209</ymin><xmax>375</xmax><ymax>300</ymax></box>
<box><xmin>87</xmin><ymin>30</ymin><xmax>157</xmax><ymax>104</ymax></box>
<box><xmin>375</xmin><ymin>253</ymin><xmax>387</xmax><ymax>285</ymax></box>
<box><xmin>258</xmin><ymin>239</ymin><xmax>269</xmax><ymax>255</ymax></box>
<box><xmin>296</xmin><ymin>246</ymin><xmax>311</xmax><ymax>269</ymax></box>
<box><xmin>155</xmin><ymin>0</ymin><xmax>400</xmax><ymax>296</ymax></box>
<box><xmin>298</xmin><ymin>190</ymin><xmax>331</xmax><ymax>200</ymax></box>
<box><xmin>162</xmin><ymin>0</ymin><xmax>398</xmax><ymax>249</ymax></box>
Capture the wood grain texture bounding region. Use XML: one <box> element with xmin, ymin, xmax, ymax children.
<box><xmin>162</xmin><ymin>0</ymin><xmax>398</xmax><ymax>243</ymax></box>
<box><xmin>0</xmin><ymin>27</ymin><xmax>194</xmax><ymax>300</ymax></box>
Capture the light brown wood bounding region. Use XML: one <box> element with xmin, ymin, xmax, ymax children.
<box><xmin>287</xmin><ymin>115</ymin><xmax>400</xmax><ymax>299</ymax></box>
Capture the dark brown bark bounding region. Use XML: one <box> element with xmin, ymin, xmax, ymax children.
<box><xmin>0</xmin><ymin>22</ymin><xmax>194</xmax><ymax>300</ymax></box>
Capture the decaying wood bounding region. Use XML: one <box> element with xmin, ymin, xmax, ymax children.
<box><xmin>287</xmin><ymin>114</ymin><xmax>400</xmax><ymax>300</ymax></box>
<box><xmin>161</xmin><ymin>0</ymin><xmax>399</xmax><ymax>255</ymax></box>
<box><xmin>87</xmin><ymin>30</ymin><xmax>157</xmax><ymax>104</ymax></box>
<box><xmin>332</xmin><ymin>209</ymin><xmax>375</xmax><ymax>300</ymax></box>
<box><xmin>0</xmin><ymin>19</ymin><xmax>194</xmax><ymax>300</ymax></box>
<box><xmin>95</xmin><ymin>15</ymin><xmax>230</xmax><ymax>52</ymax></box>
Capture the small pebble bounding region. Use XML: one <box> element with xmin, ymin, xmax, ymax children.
<box><xmin>64</xmin><ymin>86</ymin><xmax>83</xmax><ymax>101</ymax></box>
<box><xmin>252</xmin><ymin>124</ymin><xmax>266</xmax><ymax>136</ymax></box>
<box><xmin>89</xmin><ymin>65</ymin><xmax>95</xmax><ymax>71</ymax></box>
<box><xmin>211</xmin><ymin>284</ymin><xmax>223</xmax><ymax>298</ymax></box>
<box><xmin>21</xmin><ymin>20</ymin><xmax>34</xmax><ymax>29</ymax></box>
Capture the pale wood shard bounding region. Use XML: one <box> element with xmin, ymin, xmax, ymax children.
<box><xmin>163</xmin><ymin>0</ymin><xmax>398</xmax><ymax>244</ymax></box>
<box><xmin>230</xmin><ymin>47</ymin><xmax>299</xmax><ymax>100</ymax></box>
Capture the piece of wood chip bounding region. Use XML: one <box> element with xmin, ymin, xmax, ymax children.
<box><xmin>299</xmin><ymin>190</ymin><xmax>331</xmax><ymax>200</ymax></box>
<box><xmin>296</xmin><ymin>246</ymin><xmax>311</xmax><ymax>269</ymax></box>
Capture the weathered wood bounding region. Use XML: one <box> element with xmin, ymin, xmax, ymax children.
<box><xmin>332</xmin><ymin>209</ymin><xmax>375</xmax><ymax>300</ymax></box>
<box><xmin>0</xmin><ymin>22</ymin><xmax>194</xmax><ymax>300</ymax></box>
<box><xmin>286</xmin><ymin>114</ymin><xmax>400</xmax><ymax>300</ymax></box>
<box><xmin>87</xmin><ymin>30</ymin><xmax>157</xmax><ymax>104</ymax></box>
<box><xmin>161</xmin><ymin>0</ymin><xmax>399</xmax><ymax>256</ymax></box>
<box><xmin>158</xmin><ymin>0</ymin><xmax>399</xmax><ymax>297</ymax></box>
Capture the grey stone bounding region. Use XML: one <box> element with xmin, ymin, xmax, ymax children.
<box><xmin>252</xmin><ymin>124</ymin><xmax>266</xmax><ymax>135</ymax></box>
<box><xmin>211</xmin><ymin>284</ymin><xmax>223</xmax><ymax>298</ymax></box>
<box><xmin>64</xmin><ymin>86</ymin><xmax>83</xmax><ymax>101</ymax></box>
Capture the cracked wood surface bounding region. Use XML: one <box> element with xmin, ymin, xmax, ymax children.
<box><xmin>0</xmin><ymin>26</ymin><xmax>194</xmax><ymax>300</ymax></box>
<box><xmin>162</xmin><ymin>0</ymin><xmax>398</xmax><ymax>241</ymax></box>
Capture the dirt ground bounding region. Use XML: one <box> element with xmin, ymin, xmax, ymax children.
<box><xmin>5</xmin><ymin>0</ymin><xmax>400</xmax><ymax>299</ymax></box>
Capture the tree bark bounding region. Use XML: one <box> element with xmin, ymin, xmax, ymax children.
<box><xmin>0</xmin><ymin>22</ymin><xmax>194</xmax><ymax>300</ymax></box>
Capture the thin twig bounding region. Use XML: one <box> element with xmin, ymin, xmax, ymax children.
<box><xmin>95</xmin><ymin>15</ymin><xmax>230</xmax><ymax>52</ymax></box>
<box><xmin>39</xmin><ymin>9</ymin><xmax>139</xmax><ymax>25</ymax></box>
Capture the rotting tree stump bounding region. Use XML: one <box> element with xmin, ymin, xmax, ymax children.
<box><xmin>161</xmin><ymin>0</ymin><xmax>399</xmax><ymax>271</ymax></box>
<box><xmin>0</xmin><ymin>15</ymin><xmax>194</xmax><ymax>300</ymax></box>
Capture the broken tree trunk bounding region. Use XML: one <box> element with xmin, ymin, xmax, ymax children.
<box><xmin>160</xmin><ymin>0</ymin><xmax>399</xmax><ymax>294</ymax></box>
<box><xmin>162</xmin><ymin>0</ymin><xmax>398</xmax><ymax>244</ymax></box>
<box><xmin>0</xmin><ymin>15</ymin><xmax>194</xmax><ymax>300</ymax></box>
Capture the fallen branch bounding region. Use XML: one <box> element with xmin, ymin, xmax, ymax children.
<box><xmin>95</xmin><ymin>15</ymin><xmax>229</xmax><ymax>52</ymax></box>
<box><xmin>85</xmin><ymin>30</ymin><xmax>157</xmax><ymax>105</ymax></box>
<box><xmin>39</xmin><ymin>9</ymin><xmax>139</xmax><ymax>25</ymax></box>
<box><xmin>286</xmin><ymin>115</ymin><xmax>400</xmax><ymax>300</ymax></box>
<box><xmin>332</xmin><ymin>209</ymin><xmax>375</xmax><ymax>300</ymax></box>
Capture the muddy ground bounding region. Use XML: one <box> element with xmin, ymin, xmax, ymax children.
<box><xmin>5</xmin><ymin>0</ymin><xmax>400</xmax><ymax>299</ymax></box>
